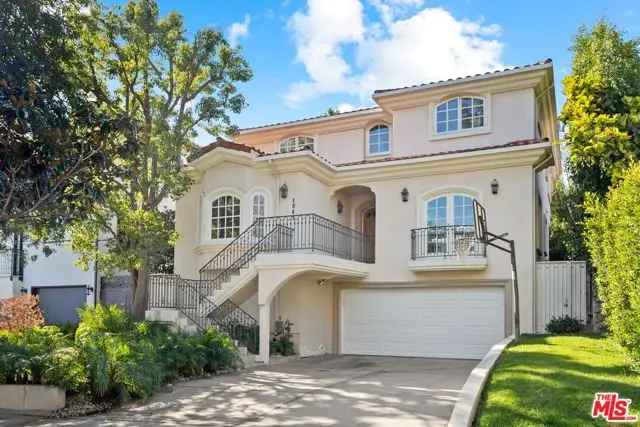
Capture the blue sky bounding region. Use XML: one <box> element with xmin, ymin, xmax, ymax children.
<box><xmin>106</xmin><ymin>0</ymin><xmax>639</xmax><ymax>146</ymax></box>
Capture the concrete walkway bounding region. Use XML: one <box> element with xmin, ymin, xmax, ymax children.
<box><xmin>2</xmin><ymin>355</ymin><xmax>477</xmax><ymax>427</ymax></box>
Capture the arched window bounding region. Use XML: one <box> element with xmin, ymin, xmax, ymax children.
<box><xmin>425</xmin><ymin>194</ymin><xmax>475</xmax><ymax>226</ymax></box>
<box><xmin>211</xmin><ymin>195</ymin><xmax>241</xmax><ymax>239</ymax></box>
<box><xmin>424</xmin><ymin>193</ymin><xmax>478</xmax><ymax>256</ymax></box>
<box><xmin>251</xmin><ymin>193</ymin><xmax>265</xmax><ymax>222</ymax></box>
<box><xmin>368</xmin><ymin>124</ymin><xmax>390</xmax><ymax>155</ymax></box>
<box><xmin>280</xmin><ymin>136</ymin><xmax>315</xmax><ymax>153</ymax></box>
<box><xmin>435</xmin><ymin>97</ymin><xmax>484</xmax><ymax>134</ymax></box>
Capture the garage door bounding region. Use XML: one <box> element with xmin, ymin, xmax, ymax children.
<box><xmin>341</xmin><ymin>287</ymin><xmax>505</xmax><ymax>359</ymax></box>
<box><xmin>34</xmin><ymin>286</ymin><xmax>87</xmax><ymax>325</ymax></box>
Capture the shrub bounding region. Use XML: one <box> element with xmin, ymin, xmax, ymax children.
<box><xmin>0</xmin><ymin>326</ymin><xmax>86</xmax><ymax>392</ymax></box>
<box><xmin>546</xmin><ymin>315</ymin><xmax>584</xmax><ymax>334</ymax></box>
<box><xmin>0</xmin><ymin>295</ymin><xmax>44</xmax><ymax>331</ymax></box>
<box><xmin>270</xmin><ymin>318</ymin><xmax>295</xmax><ymax>356</ymax></box>
<box><xmin>0</xmin><ymin>305</ymin><xmax>239</xmax><ymax>402</ymax></box>
<box><xmin>585</xmin><ymin>164</ymin><xmax>640</xmax><ymax>363</ymax></box>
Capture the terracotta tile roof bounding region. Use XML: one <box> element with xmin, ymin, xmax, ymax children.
<box><xmin>239</xmin><ymin>106</ymin><xmax>381</xmax><ymax>132</ymax></box>
<box><xmin>257</xmin><ymin>146</ymin><xmax>336</xmax><ymax>166</ymax></box>
<box><xmin>193</xmin><ymin>137</ymin><xmax>262</xmax><ymax>160</ymax></box>
<box><xmin>334</xmin><ymin>138</ymin><xmax>549</xmax><ymax>167</ymax></box>
<box><xmin>373</xmin><ymin>59</ymin><xmax>553</xmax><ymax>96</ymax></box>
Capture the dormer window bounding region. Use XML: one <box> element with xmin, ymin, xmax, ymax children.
<box><xmin>368</xmin><ymin>124</ymin><xmax>390</xmax><ymax>156</ymax></box>
<box><xmin>280</xmin><ymin>136</ymin><xmax>315</xmax><ymax>153</ymax></box>
<box><xmin>435</xmin><ymin>97</ymin><xmax>485</xmax><ymax>134</ymax></box>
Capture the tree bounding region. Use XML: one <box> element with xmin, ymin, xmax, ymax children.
<box><xmin>585</xmin><ymin>164</ymin><xmax>640</xmax><ymax>364</ymax></box>
<box><xmin>0</xmin><ymin>0</ymin><xmax>132</xmax><ymax>239</ymax></box>
<box><xmin>548</xmin><ymin>180</ymin><xmax>588</xmax><ymax>260</ymax></box>
<box><xmin>560</xmin><ymin>20</ymin><xmax>640</xmax><ymax>196</ymax></box>
<box><xmin>71</xmin><ymin>0</ymin><xmax>252</xmax><ymax>318</ymax></box>
<box><xmin>325</xmin><ymin>107</ymin><xmax>339</xmax><ymax>116</ymax></box>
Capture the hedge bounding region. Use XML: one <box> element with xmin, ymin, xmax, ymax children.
<box><xmin>585</xmin><ymin>163</ymin><xmax>640</xmax><ymax>364</ymax></box>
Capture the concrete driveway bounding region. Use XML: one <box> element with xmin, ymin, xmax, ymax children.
<box><xmin>3</xmin><ymin>355</ymin><xmax>477</xmax><ymax>427</ymax></box>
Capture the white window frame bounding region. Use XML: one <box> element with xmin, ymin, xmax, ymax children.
<box><xmin>210</xmin><ymin>194</ymin><xmax>242</xmax><ymax>240</ymax></box>
<box><xmin>366</xmin><ymin>123</ymin><xmax>391</xmax><ymax>156</ymax></box>
<box><xmin>424</xmin><ymin>193</ymin><xmax>476</xmax><ymax>227</ymax></box>
<box><xmin>249</xmin><ymin>191</ymin><xmax>268</xmax><ymax>223</ymax></box>
<box><xmin>417</xmin><ymin>187</ymin><xmax>482</xmax><ymax>228</ymax></box>
<box><xmin>279</xmin><ymin>135</ymin><xmax>315</xmax><ymax>153</ymax></box>
<box><xmin>431</xmin><ymin>95</ymin><xmax>491</xmax><ymax>140</ymax></box>
<box><xmin>201</xmin><ymin>188</ymin><xmax>245</xmax><ymax>244</ymax></box>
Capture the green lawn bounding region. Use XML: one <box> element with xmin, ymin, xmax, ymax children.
<box><xmin>475</xmin><ymin>335</ymin><xmax>640</xmax><ymax>427</ymax></box>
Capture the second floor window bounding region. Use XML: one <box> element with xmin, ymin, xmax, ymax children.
<box><xmin>280</xmin><ymin>136</ymin><xmax>314</xmax><ymax>153</ymax></box>
<box><xmin>211</xmin><ymin>195</ymin><xmax>240</xmax><ymax>239</ymax></box>
<box><xmin>426</xmin><ymin>194</ymin><xmax>475</xmax><ymax>227</ymax></box>
<box><xmin>435</xmin><ymin>97</ymin><xmax>485</xmax><ymax>134</ymax></box>
<box><xmin>368</xmin><ymin>124</ymin><xmax>390</xmax><ymax>155</ymax></box>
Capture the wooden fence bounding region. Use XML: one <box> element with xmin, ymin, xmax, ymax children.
<box><xmin>535</xmin><ymin>261</ymin><xmax>589</xmax><ymax>333</ymax></box>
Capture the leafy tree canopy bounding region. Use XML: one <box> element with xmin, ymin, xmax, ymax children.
<box><xmin>70</xmin><ymin>0</ymin><xmax>252</xmax><ymax>317</ymax></box>
<box><xmin>561</xmin><ymin>19</ymin><xmax>640</xmax><ymax>194</ymax></box>
<box><xmin>0</xmin><ymin>0</ymin><xmax>133</xmax><ymax>239</ymax></box>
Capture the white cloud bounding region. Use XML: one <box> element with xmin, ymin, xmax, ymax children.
<box><xmin>228</xmin><ymin>14</ymin><xmax>251</xmax><ymax>47</ymax></box>
<box><xmin>337</xmin><ymin>103</ymin><xmax>357</xmax><ymax>113</ymax></box>
<box><xmin>284</xmin><ymin>2</ymin><xmax>506</xmax><ymax>107</ymax></box>
<box><xmin>285</xmin><ymin>0</ymin><xmax>364</xmax><ymax>106</ymax></box>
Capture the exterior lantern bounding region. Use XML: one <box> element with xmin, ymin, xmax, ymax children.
<box><xmin>401</xmin><ymin>187</ymin><xmax>409</xmax><ymax>202</ymax></box>
<box><xmin>491</xmin><ymin>179</ymin><xmax>499</xmax><ymax>195</ymax></box>
<box><xmin>279</xmin><ymin>183</ymin><xmax>288</xmax><ymax>199</ymax></box>
<box><xmin>337</xmin><ymin>200</ymin><xmax>344</xmax><ymax>214</ymax></box>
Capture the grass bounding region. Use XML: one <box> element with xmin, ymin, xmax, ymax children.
<box><xmin>475</xmin><ymin>334</ymin><xmax>640</xmax><ymax>427</ymax></box>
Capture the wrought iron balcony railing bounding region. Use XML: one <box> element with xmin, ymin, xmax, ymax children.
<box><xmin>149</xmin><ymin>213</ymin><xmax>373</xmax><ymax>354</ymax></box>
<box><xmin>411</xmin><ymin>225</ymin><xmax>486</xmax><ymax>259</ymax></box>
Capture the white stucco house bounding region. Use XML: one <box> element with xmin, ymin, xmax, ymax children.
<box><xmin>148</xmin><ymin>59</ymin><xmax>560</xmax><ymax>364</ymax></box>
<box><xmin>0</xmin><ymin>235</ymin><xmax>100</xmax><ymax>324</ymax></box>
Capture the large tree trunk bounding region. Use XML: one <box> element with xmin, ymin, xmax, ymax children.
<box><xmin>130</xmin><ymin>268</ymin><xmax>148</xmax><ymax>320</ymax></box>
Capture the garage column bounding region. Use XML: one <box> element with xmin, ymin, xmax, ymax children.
<box><xmin>258</xmin><ymin>303</ymin><xmax>270</xmax><ymax>364</ymax></box>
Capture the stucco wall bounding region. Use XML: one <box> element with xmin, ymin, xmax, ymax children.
<box><xmin>392</xmin><ymin>88</ymin><xmax>535</xmax><ymax>159</ymax></box>
<box><xmin>240</xmin><ymin>88</ymin><xmax>536</xmax><ymax>167</ymax></box>
<box><xmin>360</xmin><ymin>165</ymin><xmax>536</xmax><ymax>332</ymax></box>
<box><xmin>175</xmin><ymin>158</ymin><xmax>540</xmax><ymax>332</ymax></box>
<box><xmin>275</xmin><ymin>277</ymin><xmax>334</xmax><ymax>356</ymax></box>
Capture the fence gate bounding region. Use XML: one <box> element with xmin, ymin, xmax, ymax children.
<box><xmin>535</xmin><ymin>261</ymin><xmax>588</xmax><ymax>333</ymax></box>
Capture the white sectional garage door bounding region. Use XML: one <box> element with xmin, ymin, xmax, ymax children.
<box><xmin>341</xmin><ymin>287</ymin><xmax>505</xmax><ymax>359</ymax></box>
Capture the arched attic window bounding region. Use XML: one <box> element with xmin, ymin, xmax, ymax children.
<box><xmin>435</xmin><ymin>96</ymin><xmax>485</xmax><ymax>134</ymax></box>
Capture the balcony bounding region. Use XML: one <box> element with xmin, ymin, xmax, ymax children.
<box><xmin>409</xmin><ymin>225</ymin><xmax>487</xmax><ymax>271</ymax></box>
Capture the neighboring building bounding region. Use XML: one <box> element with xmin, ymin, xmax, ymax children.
<box><xmin>150</xmin><ymin>59</ymin><xmax>560</xmax><ymax>364</ymax></box>
<box><xmin>0</xmin><ymin>236</ymin><xmax>98</xmax><ymax>324</ymax></box>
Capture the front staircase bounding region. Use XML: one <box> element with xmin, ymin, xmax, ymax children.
<box><xmin>147</xmin><ymin>214</ymin><xmax>374</xmax><ymax>354</ymax></box>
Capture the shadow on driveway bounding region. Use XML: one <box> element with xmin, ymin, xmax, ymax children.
<box><xmin>2</xmin><ymin>355</ymin><xmax>477</xmax><ymax>427</ymax></box>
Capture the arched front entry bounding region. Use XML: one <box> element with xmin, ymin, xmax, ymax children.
<box><xmin>333</xmin><ymin>185</ymin><xmax>376</xmax><ymax>263</ymax></box>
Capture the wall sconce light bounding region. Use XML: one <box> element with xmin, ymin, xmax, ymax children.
<box><xmin>491</xmin><ymin>179</ymin><xmax>499</xmax><ymax>195</ymax></box>
<box><xmin>86</xmin><ymin>286</ymin><xmax>94</xmax><ymax>295</ymax></box>
<box><xmin>279</xmin><ymin>183</ymin><xmax>288</xmax><ymax>199</ymax></box>
<box><xmin>401</xmin><ymin>187</ymin><xmax>409</xmax><ymax>202</ymax></box>
<box><xmin>337</xmin><ymin>200</ymin><xmax>344</xmax><ymax>214</ymax></box>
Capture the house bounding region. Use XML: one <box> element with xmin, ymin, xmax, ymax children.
<box><xmin>149</xmin><ymin>59</ymin><xmax>560</xmax><ymax>364</ymax></box>
<box><xmin>0</xmin><ymin>235</ymin><xmax>99</xmax><ymax>324</ymax></box>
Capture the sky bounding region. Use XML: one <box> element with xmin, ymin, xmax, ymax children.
<box><xmin>106</xmin><ymin>0</ymin><xmax>640</xmax><ymax>146</ymax></box>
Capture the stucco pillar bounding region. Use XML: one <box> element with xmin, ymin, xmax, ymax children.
<box><xmin>258</xmin><ymin>303</ymin><xmax>271</xmax><ymax>364</ymax></box>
